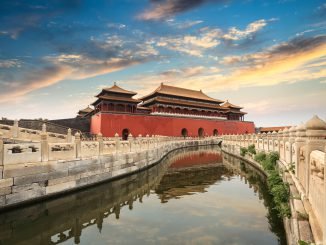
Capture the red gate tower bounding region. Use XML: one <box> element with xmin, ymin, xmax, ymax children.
<box><xmin>89</xmin><ymin>83</ymin><xmax>255</xmax><ymax>138</ymax></box>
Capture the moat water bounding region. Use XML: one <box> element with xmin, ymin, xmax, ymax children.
<box><xmin>0</xmin><ymin>146</ymin><xmax>286</xmax><ymax>245</ymax></box>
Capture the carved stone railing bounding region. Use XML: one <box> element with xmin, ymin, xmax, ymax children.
<box><xmin>0</xmin><ymin>130</ymin><xmax>221</xmax><ymax>210</ymax></box>
<box><xmin>0</xmin><ymin>122</ymin><xmax>213</xmax><ymax>166</ymax></box>
<box><xmin>221</xmin><ymin>115</ymin><xmax>326</xmax><ymax>245</ymax></box>
<box><xmin>0</xmin><ymin>120</ymin><xmax>69</xmax><ymax>143</ymax></box>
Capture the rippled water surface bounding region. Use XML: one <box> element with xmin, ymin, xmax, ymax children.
<box><xmin>0</xmin><ymin>146</ymin><xmax>286</xmax><ymax>245</ymax></box>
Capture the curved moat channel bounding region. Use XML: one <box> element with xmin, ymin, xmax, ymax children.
<box><xmin>0</xmin><ymin>146</ymin><xmax>286</xmax><ymax>245</ymax></box>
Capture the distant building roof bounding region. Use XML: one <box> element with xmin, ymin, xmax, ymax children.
<box><xmin>78</xmin><ymin>106</ymin><xmax>94</xmax><ymax>117</ymax></box>
<box><xmin>96</xmin><ymin>83</ymin><xmax>137</xmax><ymax>97</ymax></box>
<box><xmin>78</xmin><ymin>106</ymin><xmax>93</xmax><ymax>114</ymax></box>
<box><xmin>258</xmin><ymin>126</ymin><xmax>291</xmax><ymax>133</ymax></box>
<box><xmin>221</xmin><ymin>100</ymin><xmax>243</xmax><ymax>109</ymax></box>
<box><xmin>140</xmin><ymin>83</ymin><xmax>224</xmax><ymax>104</ymax></box>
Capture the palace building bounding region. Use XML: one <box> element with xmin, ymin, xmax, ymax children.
<box><xmin>87</xmin><ymin>83</ymin><xmax>255</xmax><ymax>138</ymax></box>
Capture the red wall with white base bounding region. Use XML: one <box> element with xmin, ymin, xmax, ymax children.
<box><xmin>91</xmin><ymin>112</ymin><xmax>255</xmax><ymax>137</ymax></box>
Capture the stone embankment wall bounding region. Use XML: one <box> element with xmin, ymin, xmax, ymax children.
<box><xmin>0</xmin><ymin>146</ymin><xmax>202</xmax><ymax>244</ymax></box>
<box><xmin>221</xmin><ymin>115</ymin><xmax>326</xmax><ymax>245</ymax></box>
<box><xmin>0</xmin><ymin>126</ymin><xmax>220</xmax><ymax>210</ymax></box>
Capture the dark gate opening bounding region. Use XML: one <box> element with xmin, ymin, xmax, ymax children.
<box><xmin>181</xmin><ymin>128</ymin><xmax>188</xmax><ymax>138</ymax></box>
<box><xmin>122</xmin><ymin>128</ymin><xmax>129</xmax><ymax>140</ymax></box>
<box><xmin>198</xmin><ymin>128</ymin><xmax>204</xmax><ymax>137</ymax></box>
<box><xmin>213</xmin><ymin>129</ymin><xmax>218</xmax><ymax>136</ymax></box>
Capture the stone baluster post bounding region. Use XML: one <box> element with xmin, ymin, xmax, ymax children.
<box><xmin>261</xmin><ymin>133</ymin><xmax>265</xmax><ymax>151</ymax></box>
<box><xmin>283</xmin><ymin>128</ymin><xmax>290</xmax><ymax>163</ymax></box>
<box><xmin>146</xmin><ymin>134</ymin><xmax>150</xmax><ymax>150</ymax></box>
<box><xmin>114</xmin><ymin>133</ymin><xmax>120</xmax><ymax>153</ymax></box>
<box><xmin>272</xmin><ymin>131</ymin><xmax>277</xmax><ymax>153</ymax></box>
<box><xmin>40</xmin><ymin>123</ymin><xmax>48</xmax><ymax>162</ymax></box>
<box><xmin>138</xmin><ymin>134</ymin><xmax>142</xmax><ymax>152</ymax></box>
<box><xmin>277</xmin><ymin>129</ymin><xmax>282</xmax><ymax>155</ymax></box>
<box><xmin>278</xmin><ymin>129</ymin><xmax>284</xmax><ymax>160</ymax></box>
<box><xmin>288</xmin><ymin>126</ymin><xmax>296</xmax><ymax>165</ymax></box>
<box><xmin>254</xmin><ymin>134</ymin><xmax>258</xmax><ymax>149</ymax></box>
<box><xmin>67</xmin><ymin>128</ymin><xmax>72</xmax><ymax>143</ymax></box>
<box><xmin>256</xmin><ymin>133</ymin><xmax>261</xmax><ymax>150</ymax></box>
<box><xmin>75</xmin><ymin>132</ymin><xmax>81</xmax><ymax>158</ymax></box>
<box><xmin>97</xmin><ymin>133</ymin><xmax>103</xmax><ymax>155</ymax></box>
<box><xmin>267</xmin><ymin>132</ymin><xmax>271</xmax><ymax>152</ymax></box>
<box><xmin>128</xmin><ymin>133</ymin><xmax>133</xmax><ymax>152</ymax></box>
<box><xmin>12</xmin><ymin>119</ymin><xmax>19</xmax><ymax>138</ymax></box>
<box><xmin>295</xmin><ymin>123</ymin><xmax>306</xmax><ymax>179</ymax></box>
<box><xmin>304</xmin><ymin>115</ymin><xmax>326</xmax><ymax>197</ymax></box>
<box><xmin>0</xmin><ymin>132</ymin><xmax>3</xmax><ymax>166</ymax></box>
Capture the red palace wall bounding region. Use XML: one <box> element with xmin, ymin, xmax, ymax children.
<box><xmin>91</xmin><ymin>112</ymin><xmax>255</xmax><ymax>137</ymax></box>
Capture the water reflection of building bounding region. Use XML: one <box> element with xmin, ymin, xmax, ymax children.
<box><xmin>155</xmin><ymin>149</ymin><xmax>228</xmax><ymax>203</ymax></box>
<box><xmin>0</xmin><ymin>147</ymin><xmax>282</xmax><ymax>245</ymax></box>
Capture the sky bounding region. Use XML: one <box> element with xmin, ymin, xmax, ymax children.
<box><xmin>0</xmin><ymin>0</ymin><xmax>325</xmax><ymax>127</ymax></box>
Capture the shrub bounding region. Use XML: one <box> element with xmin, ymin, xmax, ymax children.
<box><xmin>262</xmin><ymin>159</ymin><xmax>275</xmax><ymax>171</ymax></box>
<box><xmin>240</xmin><ymin>147</ymin><xmax>248</xmax><ymax>156</ymax></box>
<box><xmin>254</xmin><ymin>152</ymin><xmax>266</xmax><ymax>163</ymax></box>
<box><xmin>268</xmin><ymin>151</ymin><xmax>279</xmax><ymax>164</ymax></box>
<box><xmin>267</xmin><ymin>171</ymin><xmax>283</xmax><ymax>187</ymax></box>
<box><xmin>270</xmin><ymin>184</ymin><xmax>290</xmax><ymax>204</ymax></box>
<box><xmin>277</xmin><ymin>202</ymin><xmax>291</xmax><ymax>218</ymax></box>
<box><xmin>267</xmin><ymin>170</ymin><xmax>291</xmax><ymax>218</ymax></box>
<box><xmin>247</xmin><ymin>144</ymin><xmax>256</xmax><ymax>154</ymax></box>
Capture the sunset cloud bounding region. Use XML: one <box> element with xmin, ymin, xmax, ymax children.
<box><xmin>0</xmin><ymin>59</ymin><xmax>22</xmax><ymax>68</ymax></box>
<box><xmin>222</xmin><ymin>19</ymin><xmax>269</xmax><ymax>41</ymax></box>
<box><xmin>0</xmin><ymin>65</ymin><xmax>71</xmax><ymax>104</ymax></box>
<box><xmin>157</xmin><ymin>32</ymin><xmax>220</xmax><ymax>56</ymax></box>
<box><xmin>127</xmin><ymin>35</ymin><xmax>326</xmax><ymax>96</ymax></box>
<box><xmin>156</xmin><ymin>19</ymin><xmax>272</xmax><ymax>56</ymax></box>
<box><xmin>138</xmin><ymin>0</ymin><xmax>225</xmax><ymax>21</ymax></box>
<box><xmin>0</xmin><ymin>39</ymin><xmax>160</xmax><ymax>103</ymax></box>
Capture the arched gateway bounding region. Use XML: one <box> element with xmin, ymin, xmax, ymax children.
<box><xmin>213</xmin><ymin>129</ymin><xmax>218</xmax><ymax>136</ymax></box>
<box><xmin>181</xmin><ymin>128</ymin><xmax>188</xmax><ymax>137</ymax></box>
<box><xmin>198</xmin><ymin>128</ymin><xmax>204</xmax><ymax>137</ymax></box>
<box><xmin>122</xmin><ymin>128</ymin><xmax>129</xmax><ymax>140</ymax></box>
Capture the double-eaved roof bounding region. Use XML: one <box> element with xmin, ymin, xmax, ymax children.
<box><xmin>92</xmin><ymin>83</ymin><xmax>140</xmax><ymax>106</ymax></box>
<box><xmin>140</xmin><ymin>83</ymin><xmax>224</xmax><ymax>104</ymax></box>
<box><xmin>96</xmin><ymin>83</ymin><xmax>137</xmax><ymax>97</ymax></box>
